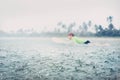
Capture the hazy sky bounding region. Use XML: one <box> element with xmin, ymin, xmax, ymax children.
<box><xmin>0</xmin><ymin>0</ymin><xmax>120</xmax><ymax>32</ymax></box>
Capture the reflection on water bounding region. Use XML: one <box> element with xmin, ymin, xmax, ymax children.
<box><xmin>0</xmin><ymin>37</ymin><xmax>120</xmax><ymax>80</ymax></box>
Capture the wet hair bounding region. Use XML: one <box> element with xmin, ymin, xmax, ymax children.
<box><xmin>68</xmin><ymin>33</ymin><xmax>74</xmax><ymax>36</ymax></box>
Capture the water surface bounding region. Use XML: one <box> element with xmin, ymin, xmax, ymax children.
<box><xmin>0</xmin><ymin>37</ymin><xmax>120</xmax><ymax>80</ymax></box>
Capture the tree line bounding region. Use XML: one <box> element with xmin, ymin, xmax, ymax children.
<box><xmin>54</xmin><ymin>16</ymin><xmax>120</xmax><ymax>37</ymax></box>
<box><xmin>0</xmin><ymin>16</ymin><xmax>120</xmax><ymax>37</ymax></box>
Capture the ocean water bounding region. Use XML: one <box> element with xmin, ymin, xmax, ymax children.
<box><xmin>0</xmin><ymin>37</ymin><xmax>120</xmax><ymax>80</ymax></box>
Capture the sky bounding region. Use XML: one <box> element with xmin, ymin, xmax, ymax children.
<box><xmin>0</xmin><ymin>0</ymin><xmax>120</xmax><ymax>32</ymax></box>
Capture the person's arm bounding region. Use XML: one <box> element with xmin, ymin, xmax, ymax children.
<box><xmin>52</xmin><ymin>37</ymin><xmax>71</xmax><ymax>44</ymax></box>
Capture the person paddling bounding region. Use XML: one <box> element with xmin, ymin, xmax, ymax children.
<box><xmin>68</xmin><ymin>33</ymin><xmax>90</xmax><ymax>44</ymax></box>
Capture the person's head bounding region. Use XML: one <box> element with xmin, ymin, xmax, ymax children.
<box><xmin>68</xmin><ymin>33</ymin><xmax>74</xmax><ymax>40</ymax></box>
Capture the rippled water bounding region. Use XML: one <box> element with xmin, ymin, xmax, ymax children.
<box><xmin>0</xmin><ymin>37</ymin><xmax>120</xmax><ymax>80</ymax></box>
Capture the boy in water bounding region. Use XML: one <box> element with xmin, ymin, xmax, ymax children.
<box><xmin>68</xmin><ymin>33</ymin><xmax>90</xmax><ymax>44</ymax></box>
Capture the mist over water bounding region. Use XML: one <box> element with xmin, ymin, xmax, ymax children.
<box><xmin>0</xmin><ymin>37</ymin><xmax>120</xmax><ymax>80</ymax></box>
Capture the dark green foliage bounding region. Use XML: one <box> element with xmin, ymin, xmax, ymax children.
<box><xmin>95</xmin><ymin>16</ymin><xmax>120</xmax><ymax>37</ymax></box>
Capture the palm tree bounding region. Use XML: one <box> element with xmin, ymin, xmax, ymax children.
<box><xmin>88</xmin><ymin>20</ymin><xmax>92</xmax><ymax>27</ymax></box>
<box><xmin>57</xmin><ymin>22</ymin><xmax>67</xmax><ymax>33</ymax></box>
<box><xmin>107</xmin><ymin>16</ymin><xmax>114</xmax><ymax>30</ymax></box>
<box><xmin>94</xmin><ymin>24</ymin><xmax>99</xmax><ymax>32</ymax></box>
<box><xmin>67</xmin><ymin>22</ymin><xmax>76</xmax><ymax>33</ymax></box>
<box><xmin>82</xmin><ymin>22</ymin><xmax>88</xmax><ymax>32</ymax></box>
<box><xmin>107</xmin><ymin>16</ymin><xmax>113</xmax><ymax>24</ymax></box>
